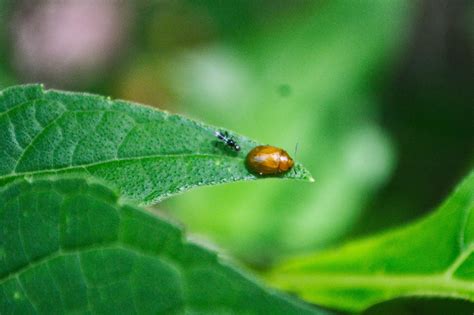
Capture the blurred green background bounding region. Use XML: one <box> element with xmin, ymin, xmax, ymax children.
<box><xmin>1</xmin><ymin>0</ymin><xmax>472</xmax><ymax>274</ymax></box>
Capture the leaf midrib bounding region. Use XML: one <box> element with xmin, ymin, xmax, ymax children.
<box><xmin>275</xmin><ymin>245</ymin><xmax>474</xmax><ymax>294</ymax></box>
<box><xmin>1</xmin><ymin>152</ymin><xmax>246</xmax><ymax>181</ymax></box>
<box><xmin>274</xmin><ymin>272</ymin><xmax>473</xmax><ymax>297</ymax></box>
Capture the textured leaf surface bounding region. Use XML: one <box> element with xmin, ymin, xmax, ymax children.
<box><xmin>270</xmin><ymin>171</ymin><xmax>474</xmax><ymax>312</ymax></box>
<box><xmin>0</xmin><ymin>177</ymin><xmax>326</xmax><ymax>314</ymax></box>
<box><xmin>0</xmin><ymin>84</ymin><xmax>312</xmax><ymax>204</ymax></box>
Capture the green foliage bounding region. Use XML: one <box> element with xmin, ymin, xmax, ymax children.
<box><xmin>0</xmin><ymin>177</ymin><xmax>326</xmax><ymax>314</ymax></box>
<box><xmin>0</xmin><ymin>83</ymin><xmax>472</xmax><ymax>313</ymax></box>
<box><xmin>269</xmin><ymin>171</ymin><xmax>474</xmax><ymax>312</ymax></box>
<box><xmin>0</xmin><ymin>84</ymin><xmax>311</xmax><ymax>205</ymax></box>
<box><xmin>0</xmin><ymin>0</ymin><xmax>472</xmax><ymax>313</ymax></box>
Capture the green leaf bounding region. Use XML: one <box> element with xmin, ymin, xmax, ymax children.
<box><xmin>0</xmin><ymin>176</ymin><xmax>326</xmax><ymax>314</ymax></box>
<box><xmin>0</xmin><ymin>84</ymin><xmax>312</xmax><ymax>204</ymax></box>
<box><xmin>269</xmin><ymin>170</ymin><xmax>474</xmax><ymax>312</ymax></box>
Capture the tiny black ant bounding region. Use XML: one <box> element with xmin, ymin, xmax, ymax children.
<box><xmin>215</xmin><ymin>131</ymin><xmax>241</xmax><ymax>152</ymax></box>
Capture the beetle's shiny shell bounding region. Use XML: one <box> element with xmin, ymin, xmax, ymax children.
<box><xmin>246</xmin><ymin>145</ymin><xmax>294</xmax><ymax>175</ymax></box>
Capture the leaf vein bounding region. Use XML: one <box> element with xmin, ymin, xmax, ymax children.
<box><xmin>1</xmin><ymin>153</ymin><xmax>245</xmax><ymax>183</ymax></box>
<box><xmin>12</xmin><ymin>109</ymin><xmax>67</xmax><ymax>173</ymax></box>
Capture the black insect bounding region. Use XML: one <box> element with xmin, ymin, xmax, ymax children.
<box><xmin>215</xmin><ymin>131</ymin><xmax>241</xmax><ymax>151</ymax></box>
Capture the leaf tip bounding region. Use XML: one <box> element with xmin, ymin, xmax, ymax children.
<box><xmin>289</xmin><ymin>163</ymin><xmax>314</xmax><ymax>182</ymax></box>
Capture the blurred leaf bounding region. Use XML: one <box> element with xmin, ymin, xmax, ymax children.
<box><xmin>164</xmin><ymin>0</ymin><xmax>413</xmax><ymax>260</ymax></box>
<box><xmin>0</xmin><ymin>84</ymin><xmax>312</xmax><ymax>204</ymax></box>
<box><xmin>269</xmin><ymin>170</ymin><xmax>474</xmax><ymax>312</ymax></box>
<box><xmin>0</xmin><ymin>176</ymin><xmax>327</xmax><ymax>314</ymax></box>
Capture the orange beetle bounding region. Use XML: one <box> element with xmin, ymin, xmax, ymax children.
<box><xmin>246</xmin><ymin>145</ymin><xmax>294</xmax><ymax>175</ymax></box>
